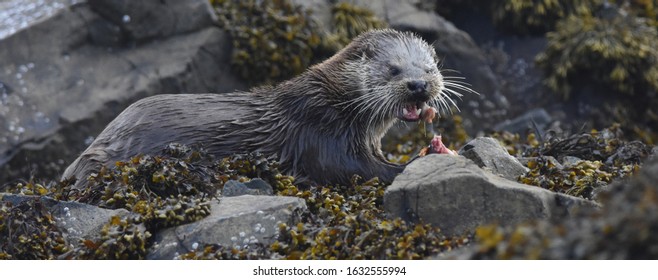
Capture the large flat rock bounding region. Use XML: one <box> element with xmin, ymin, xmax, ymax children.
<box><xmin>384</xmin><ymin>154</ymin><xmax>598</xmax><ymax>236</ymax></box>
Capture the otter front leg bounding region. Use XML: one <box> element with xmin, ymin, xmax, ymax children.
<box><xmin>373</xmin><ymin>161</ymin><xmax>406</xmax><ymax>183</ymax></box>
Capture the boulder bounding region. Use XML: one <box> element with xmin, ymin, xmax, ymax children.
<box><xmin>222</xmin><ymin>179</ymin><xmax>274</xmax><ymax>197</ymax></box>
<box><xmin>0</xmin><ymin>193</ymin><xmax>130</xmax><ymax>244</ymax></box>
<box><xmin>87</xmin><ymin>0</ymin><xmax>216</xmax><ymax>43</ymax></box>
<box><xmin>458</xmin><ymin>137</ymin><xmax>528</xmax><ymax>180</ymax></box>
<box><xmin>384</xmin><ymin>154</ymin><xmax>598</xmax><ymax>236</ymax></box>
<box><xmin>493</xmin><ymin>108</ymin><xmax>552</xmax><ymax>135</ymax></box>
<box><xmin>0</xmin><ymin>0</ymin><xmax>245</xmax><ymax>183</ymax></box>
<box><xmin>147</xmin><ymin>195</ymin><xmax>306</xmax><ymax>260</ymax></box>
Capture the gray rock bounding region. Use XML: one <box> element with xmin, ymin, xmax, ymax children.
<box><xmin>0</xmin><ymin>193</ymin><xmax>130</xmax><ymax>244</ymax></box>
<box><xmin>493</xmin><ymin>108</ymin><xmax>552</xmax><ymax>135</ymax></box>
<box><xmin>87</xmin><ymin>0</ymin><xmax>216</xmax><ymax>43</ymax></box>
<box><xmin>0</xmin><ymin>1</ymin><xmax>245</xmax><ymax>183</ymax></box>
<box><xmin>384</xmin><ymin>154</ymin><xmax>598</xmax><ymax>236</ymax></box>
<box><xmin>458</xmin><ymin>137</ymin><xmax>528</xmax><ymax>180</ymax></box>
<box><xmin>223</xmin><ymin>179</ymin><xmax>274</xmax><ymax>197</ymax></box>
<box><xmin>561</xmin><ymin>156</ymin><xmax>583</xmax><ymax>167</ymax></box>
<box><xmin>147</xmin><ymin>195</ymin><xmax>306</xmax><ymax>260</ymax></box>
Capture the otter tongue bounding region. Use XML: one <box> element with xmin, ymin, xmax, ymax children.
<box><xmin>403</xmin><ymin>104</ymin><xmax>420</xmax><ymax>120</ymax></box>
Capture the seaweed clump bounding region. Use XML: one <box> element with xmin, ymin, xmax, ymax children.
<box><xmin>491</xmin><ymin>0</ymin><xmax>602</xmax><ymax>35</ymax></box>
<box><xmin>70</xmin><ymin>216</ymin><xmax>151</xmax><ymax>260</ymax></box>
<box><xmin>537</xmin><ymin>9</ymin><xmax>658</xmax><ymax>98</ymax></box>
<box><xmin>491</xmin><ymin>125</ymin><xmax>651</xmax><ymax>199</ymax></box>
<box><xmin>0</xmin><ymin>198</ymin><xmax>68</xmax><ymax>259</ymax></box>
<box><xmin>464</xmin><ymin>156</ymin><xmax>658</xmax><ymax>259</ymax></box>
<box><xmin>67</xmin><ymin>143</ymin><xmax>216</xmax><ymax>231</ymax></box>
<box><xmin>211</xmin><ymin>0</ymin><xmax>389</xmax><ymax>85</ymax></box>
<box><xmin>211</xmin><ymin>0</ymin><xmax>323</xmax><ymax>85</ymax></box>
<box><xmin>2</xmin><ymin>143</ymin><xmax>218</xmax><ymax>259</ymax></box>
<box><xmin>326</xmin><ymin>2</ymin><xmax>388</xmax><ymax>49</ymax></box>
<box><xmin>183</xmin><ymin>176</ymin><xmax>468</xmax><ymax>260</ymax></box>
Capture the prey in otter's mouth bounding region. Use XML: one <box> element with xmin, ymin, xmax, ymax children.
<box><xmin>62</xmin><ymin>29</ymin><xmax>472</xmax><ymax>188</ymax></box>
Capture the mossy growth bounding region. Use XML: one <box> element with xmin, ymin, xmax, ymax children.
<box><xmin>536</xmin><ymin>9</ymin><xmax>658</xmax><ymax>99</ymax></box>
<box><xmin>0</xmin><ymin>199</ymin><xmax>68</xmax><ymax>259</ymax></box>
<box><xmin>211</xmin><ymin>0</ymin><xmax>324</xmax><ymax>85</ymax></box>
<box><xmin>611</xmin><ymin>0</ymin><xmax>658</xmax><ymax>25</ymax></box>
<box><xmin>325</xmin><ymin>2</ymin><xmax>388</xmax><ymax>50</ymax></box>
<box><xmin>210</xmin><ymin>0</ymin><xmax>388</xmax><ymax>85</ymax></box>
<box><xmin>491</xmin><ymin>0</ymin><xmax>602</xmax><ymax>35</ymax></box>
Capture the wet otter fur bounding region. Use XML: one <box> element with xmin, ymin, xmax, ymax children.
<box><xmin>62</xmin><ymin>29</ymin><xmax>463</xmax><ymax>187</ymax></box>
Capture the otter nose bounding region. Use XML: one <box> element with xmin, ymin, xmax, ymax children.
<box><xmin>407</xmin><ymin>80</ymin><xmax>429</xmax><ymax>101</ymax></box>
<box><xmin>407</xmin><ymin>80</ymin><xmax>428</xmax><ymax>92</ymax></box>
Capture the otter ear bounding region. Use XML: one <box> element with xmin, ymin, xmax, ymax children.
<box><xmin>359</xmin><ymin>43</ymin><xmax>377</xmax><ymax>60</ymax></box>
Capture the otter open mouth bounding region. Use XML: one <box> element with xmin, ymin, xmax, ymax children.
<box><xmin>398</xmin><ymin>102</ymin><xmax>437</xmax><ymax>123</ymax></box>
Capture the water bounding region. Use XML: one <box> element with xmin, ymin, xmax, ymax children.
<box><xmin>0</xmin><ymin>0</ymin><xmax>81</xmax><ymax>40</ymax></box>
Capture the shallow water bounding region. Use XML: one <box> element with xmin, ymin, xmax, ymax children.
<box><xmin>0</xmin><ymin>0</ymin><xmax>81</xmax><ymax>40</ymax></box>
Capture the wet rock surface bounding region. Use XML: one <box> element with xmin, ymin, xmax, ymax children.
<box><xmin>147</xmin><ymin>195</ymin><xmax>306</xmax><ymax>260</ymax></box>
<box><xmin>384</xmin><ymin>154</ymin><xmax>597</xmax><ymax>236</ymax></box>
<box><xmin>0</xmin><ymin>0</ymin><xmax>244</xmax><ymax>184</ymax></box>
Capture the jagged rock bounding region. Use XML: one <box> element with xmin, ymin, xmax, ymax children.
<box><xmin>384</xmin><ymin>154</ymin><xmax>597</xmax><ymax>236</ymax></box>
<box><xmin>0</xmin><ymin>0</ymin><xmax>245</xmax><ymax>183</ymax></box>
<box><xmin>458</xmin><ymin>137</ymin><xmax>528</xmax><ymax>180</ymax></box>
<box><xmin>0</xmin><ymin>193</ymin><xmax>130</xmax><ymax>244</ymax></box>
<box><xmin>493</xmin><ymin>108</ymin><xmax>552</xmax><ymax>135</ymax></box>
<box><xmin>222</xmin><ymin>179</ymin><xmax>274</xmax><ymax>197</ymax></box>
<box><xmin>147</xmin><ymin>195</ymin><xmax>306</xmax><ymax>260</ymax></box>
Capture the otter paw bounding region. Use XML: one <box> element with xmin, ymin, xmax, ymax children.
<box><xmin>421</xmin><ymin>106</ymin><xmax>437</xmax><ymax>123</ymax></box>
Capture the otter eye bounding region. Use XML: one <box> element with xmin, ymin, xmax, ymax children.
<box><xmin>389</xmin><ymin>66</ymin><xmax>402</xmax><ymax>76</ymax></box>
<box><xmin>425</xmin><ymin>68</ymin><xmax>435</xmax><ymax>74</ymax></box>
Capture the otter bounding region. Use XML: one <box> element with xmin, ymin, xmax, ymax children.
<box><xmin>62</xmin><ymin>29</ymin><xmax>464</xmax><ymax>187</ymax></box>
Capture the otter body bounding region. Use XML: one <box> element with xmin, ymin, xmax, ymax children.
<box><xmin>63</xmin><ymin>29</ymin><xmax>457</xmax><ymax>187</ymax></box>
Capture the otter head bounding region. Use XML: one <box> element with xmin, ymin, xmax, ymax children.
<box><xmin>335</xmin><ymin>29</ymin><xmax>461</xmax><ymax>132</ymax></box>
